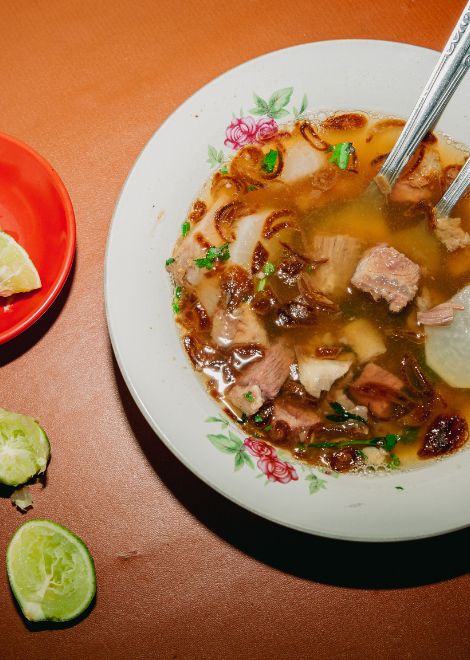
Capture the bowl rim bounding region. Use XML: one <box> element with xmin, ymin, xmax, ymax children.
<box><xmin>0</xmin><ymin>131</ymin><xmax>76</xmax><ymax>344</ymax></box>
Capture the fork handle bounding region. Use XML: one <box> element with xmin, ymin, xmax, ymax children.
<box><xmin>376</xmin><ymin>2</ymin><xmax>470</xmax><ymax>192</ymax></box>
<box><xmin>435</xmin><ymin>156</ymin><xmax>470</xmax><ymax>218</ymax></box>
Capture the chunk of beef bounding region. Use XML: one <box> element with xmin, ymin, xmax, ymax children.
<box><xmin>435</xmin><ymin>216</ymin><xmax>470</xmax><ymax>252</ymax></box>
<box><xmin>298</xmin><ymin>356</ymin><xmax>352</xmax><ymax>398</ymax></box>
<box><xmin>211</xmin><ymin>304</ymin><xmax>268</xmax><ymax>348</ymax></box>
<box><xmin>227</xmin><ymin>341</ymin><xmax>294</xmax><ymax>414</ymax></box>
<box><xmin>349</xmin><ymin>363</ymin><xmax>404</xmax><ymax>419</ymax></box>
<box><xmin>272</xmin><ymin>397</ymin><xmax>321</xmax><ymax>431</ymax></box>
<box><xmin>390</xmin><ymin>145</ymin><xmax>442</xmax><ymax>204</ymax></box>
<box><xmin>351</xmin><ymin>244</ymin><xmax>420</xmax><ymax>312</ymax></box>
<box><xmin>417</xmin><ymin>301</ymin><xmax>464</xmax><ymax>327</ymax></box>
<box><xmin>303</xmin><ymin>234</ymin><xmax>364</xmax><ymax>299</ymax></box>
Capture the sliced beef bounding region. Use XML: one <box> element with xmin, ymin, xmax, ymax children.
<box><xmin>211</xmin><ymin>304</ymin><xmax>268</xmax><ymax>348</ymax></box>
<box><xmin>272</xmin><ymin>397</ymin><xmax>321</xmax><ymax>431</ymax></box>
<box><xmin>351</xmin><ymin>244</ymin><xmax>420</xmax><ymax>312</ymax></box>
<box><xmin>227</xmin><ymin>341</ymin><xmax>294</xmax><ymax>414</ymax></box>
<box><xmin>302</xmin><ymin>234</ymin><xmax>364</xmax><ymax>299</ymax></box>
<box><xmin>390</xmin><ymin>145</ymin><xmax>443</xmax><ymax>204</ymax></box>
<box><xmin>435</xmin><ymin>216</ymin><xmax>470</xmax><ymax>252</ymax></box>
<box><xmin>417</xmin><ymin>301</ymin><xmax>464</xmax><ymax>327</ymax></box>
<box><xmin>349</xmin><ymin>363</ymin><xmax>405</xmax><ymax>419</ymax></box>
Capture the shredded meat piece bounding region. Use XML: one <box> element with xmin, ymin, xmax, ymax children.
<box><xmin>272</xmin><ymin>397</ymin><xmax>321</xmax><ymax>431</ymax></box>
<box><xmin>303</xmin><ymin>234</ymin><xmax>364</xmax><ymax>299</ymax></box>
<box><xmin>227</xmin><ymin>341</ymin><xmax>294</xmax><ymax>414</ymax></box>
<box><xmin>211</xmin><ymin>304</ymin><xmax>268</xmax><ymax>348</ymax></box>
<box><xmin>417</xmin><ymin>301</ymin><xmax>464</xmax><ymax>326</ymax></box>
<box><xmin>435</xmin><ymin>216</ymin><xmax>470</xmax><ymax>252</ymax></box>
<box><xmin>220</xmin><ymin>265</ymin><xmax>253</xmax><ymax>312</ymax></box>
<box><xmin>349</xmin><ymin>363</ymin><xmax>405</xmax><ymax>419</ymax></box>
<box><xmin>351</xmin><ymin>244</ymin><xmax>420</xmax><ymax>312</ymax></box>
<box><xmin>419</xmin><ymin>414</ymin><xmax>468</xmax><ymax>457</ymax></box>
<box><xmin>390</xmin><ymin>145</ymin><xmax>442</xmax><ymax>203</ymax></box>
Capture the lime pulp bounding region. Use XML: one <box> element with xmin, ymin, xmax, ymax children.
<box><xmin>0</xmin><ymin>408</ymin><xmax>50</xmax><ymax>487</ymax></box>
<box><xmin>7</xmin><ymin>519</ymin><xmax>96</xmax><ymax>622</ymax></box>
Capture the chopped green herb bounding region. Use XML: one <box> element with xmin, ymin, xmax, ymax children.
<box><xmin>261</xmin><ymin>149</ymin><xmax>278</xmax><ymax>173</ymax></box>
<box><xmin>247</xmin><ymin>185</ymin><xmax>257</xmax><ymax>192</ymax></box>
<box><xmin>306</xmin><ymin>264</ymin><xmax>314</xmax><ymax>273</ymax></box>
<box><xmin>264</xmin><ymin>425</ymin><xmax>272</xmax><ymax>432</ymax></box>
<box><xmin>243</xmin><ymin>391</ymin><xmax>254</xmax><ymax>402</ymax></box>
<box><xmin>165</xmin><ymin>257</ymin><xmax>175</xmax><ymax>266</ymax></box>
<box><xmin>172</xmin><ymin>302</ymin><xmax>180</xmax><ymax>314</ymax></box>
<box><xmin>388</xmin><ymin>453</ymin><xmax>401</xmax><ymax>469</ymax></box>
<box><xmin>356</xmin><ymin>449</ymin><xmax>367</xmax><ymax>461</ymax></box>
<box><xmin>257</xmin><ymin>277</ymin><xmax>267</xmax><ymax>292</ymax></box>
<box><xmin>175</xmin><ymin>286</ymin><xmax>183</xmax><ymax>299</ymax></box>
<box><xmin>400</xmin><ymin>426</ymin><xmax>419</xmax><ymax>444</ymax></box>
<box><xmin>395</xmin><ymin>486</ymin><xmax>404</xmax><ymax>491</ymax></box>
<box><xmin>254</xmin><ymin>414</ymin><xmax>263</xmax><ymax>423</ymax></box>
<box><xmin>181</xmin><ymin>220</ymin><xmax>191</xmax><ymax>236</ymax></box>
<box><xmin>308</xmin><ymin>434</ymin><xmax>399</xmax><ymax>451</ymax></box>
<box><xmin>239</xmin><ymin>413</ymin><xmax>248</xmax><ymax>424</ymax></box>
<box><xmin>329</xmin><ymin>142</ymin><xmax>354</xmax><ymax>170</ymax></box>
<box><xmin>326</xmin><ymin>401</ymin><xmax>367</xmax><ymax>426</ymax></box>
<box><xmin>262</xmin><ymin>262</ymin><xmax>275</xmax><ymax>276</ymax></box>
<box><xmin>219</xmin><ymin>165</ymin><xmax>229</xmax><ymax>174</ymax></box>
<box><xmin>194</xmin><ymin>243</ymin><xmax>230</xmax><ymax>269</ymax></box>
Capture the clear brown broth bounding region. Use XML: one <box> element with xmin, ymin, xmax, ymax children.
<box><xmin>173</xmin><ymin>113</ymin><xmax>470</xmax><ymax>472</ymax></box>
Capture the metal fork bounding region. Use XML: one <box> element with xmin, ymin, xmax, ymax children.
<box><xmin>375</xmin><ymin>1</ymin><xmax>470</xmax><ymax>195</ymax></box>
<box><xmin>435</xmin><ymin>156</ymin><xmax>470</xmax><ymax>218</ymax></box>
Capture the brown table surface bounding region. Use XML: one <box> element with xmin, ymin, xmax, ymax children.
<box><xmin>2</xmin><ymin>1</ymin><xmax>470</xmax><ymax>658</ymax></box>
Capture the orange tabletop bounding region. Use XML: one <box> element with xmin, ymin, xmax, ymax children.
<box><xmin>2</xmin><ymin>1</ymin><xmax>470</xmax><ymax>658</ymax></box>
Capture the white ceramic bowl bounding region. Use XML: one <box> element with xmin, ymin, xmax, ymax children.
<box><xmin>105</xmin><ymin>40</ymin><xmax>470</xmax><ymax>542</ymax></box>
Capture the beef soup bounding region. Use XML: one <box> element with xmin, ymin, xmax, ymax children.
<box><xmin>167</xmin><ymin>112</ymin><xmax>470</xmax><ymax>473</ymax></box>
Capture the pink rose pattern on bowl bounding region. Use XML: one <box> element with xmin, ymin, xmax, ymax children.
<box><xmin>207</xmin><ymin>87</ymin><xmax>308</xmax><ymax>168</ymax></box>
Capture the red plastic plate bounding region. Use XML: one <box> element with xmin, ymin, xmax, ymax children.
<box><xmin>0</xmin><ymin>133</ymin><xmax>76</xmax><ymax>344</ymax></box>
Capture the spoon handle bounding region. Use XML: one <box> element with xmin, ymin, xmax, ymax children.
<box><xmin>376</xmin><ymin>2</ymin><xmax>470</xmax><ymax>192</ymax></box>
<box><xmin>435</xmin><ymin>156</ymin><xmax>470</xmax><ymax>218</ymax></box>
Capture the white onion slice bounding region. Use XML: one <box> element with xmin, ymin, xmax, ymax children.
<box><xmin>425</xmin><ymin>285</ymin><xmax>470</xmax><ymax>388</ymax></box>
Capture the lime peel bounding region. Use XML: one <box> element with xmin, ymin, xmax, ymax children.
<box><xmin>0</xmin><ymin>230</ymin><xmax>41</xmax><ymax>296</ymax></box>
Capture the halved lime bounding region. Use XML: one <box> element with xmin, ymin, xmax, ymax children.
<box><xmin>0</xmin><ymin>230</ymin><xmax>41</xmax><ymax>296</ymax></box>
<box><xmin>7</xmin><ymin>519</ymin><xmax>96</xmax><ymax>622</ymax></box>
<box><xmin>0</xmin><ymin>408</ymin><xmax>50</xmax><ymax>486</ymax></box>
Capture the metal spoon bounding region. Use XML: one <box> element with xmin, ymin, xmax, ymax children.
<box><xmin>434</xmin><ymin>156</ymin><xmax>470</xmax><ymax>218</ymax></box>
<box><xmin>374</xmin><ymin>2</ymin><xmax>470</xmax><ymax>195</ymax></box>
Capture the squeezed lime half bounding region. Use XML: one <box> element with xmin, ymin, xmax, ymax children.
<box><xmin>0</xmin><ymin>408</ymin><xmax>50</xmax><ymax>486</ymax></box>
<box><xmin>7</xmin><ymin>519</ymin><xmax>96</xmax><ymax>622</ymax></box>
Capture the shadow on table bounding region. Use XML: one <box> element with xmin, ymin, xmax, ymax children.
<box><xmin>113</xmin><ymin>356</ymin><xmax>470</xmax><ymax>590</ymax></box>
<box><xmin>0</xmin><ymin>259</ymin><xmax>76</xmax><ymax>367</ymax></box>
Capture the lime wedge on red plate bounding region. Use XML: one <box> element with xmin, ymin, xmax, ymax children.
<box><xmin>0</xmin><ymin>230</ymin><xmax>41</xmax><ymax>296</ymax></box>
<box><xmin>0</xmin><ymin>408</ymin><xmax>50</xmax><ymax>487</ymax></box>
<box><xmin>7</xmin><ymin>519</ymin><xmax>96</xmax><ymax>622</ymax></box>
